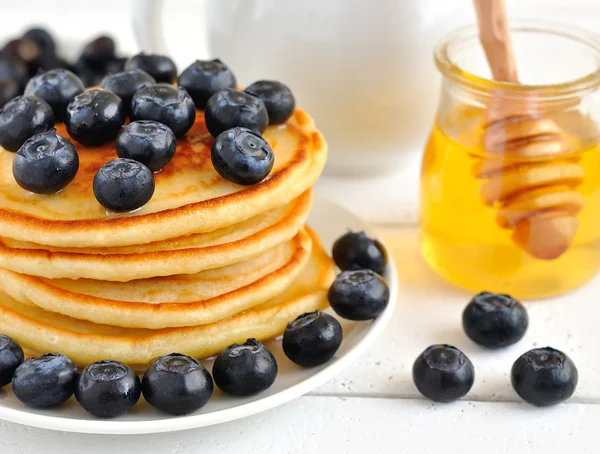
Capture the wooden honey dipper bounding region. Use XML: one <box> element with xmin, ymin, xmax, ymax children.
<box><xmin>472</xmin><ymin>0</ymin><xmax>585</xmax><ymax>260</ymax></box>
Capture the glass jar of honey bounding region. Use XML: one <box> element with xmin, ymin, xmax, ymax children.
<box><xmin>420</xmin><ymin>21</ymin><xmax>600</xmax><ymax>299</ymax></box>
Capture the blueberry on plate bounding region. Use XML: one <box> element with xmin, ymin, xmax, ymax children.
<box><xmin>245</xmin><ymin>80</ymin><xmax>295</xmax><ymax>125</ymax></box>
<box><xmin>100</xmin><ymin>69</ymin><xmax>156</xmax><ymax>114</ymax></box>
<box><xmin>178</xmin><ymin>59</ymin><xmax>237</xmax><ymax>109</ymax></box>
<box><xmin>0</xmin><ymin>334</ymin><xmax>24</xmax><ymax>387</ymax></box>
<box><xmin>0</xmin><ymin>95</ymin><xmax>54</xmax><ymax>151</ymax></box>
<box><xmin>12</xmin><ymin>353</ymin><xmax>79</xmax><ymax>408</ymax></box>
<box><xmin>13</xmin><ymin>130</ymin><xmax>79</xmax><ymax>194</ymax></box>
<box><xmin>283</xmin><ymin>311</ymin><xmax>343</xmax><ymax>367</ymax></box>
<box><xmin>116</xmin><ymin>120</ymin><xmax>176</xmax><ymax>172</ymax></box>
<box><xmin>142</xmin><ymin>353</ymin><xmax>213</xmax><ymax>415</ymax></box>
<box><xmin>211</xmin><ymin>127</ymin><xmax>274</xmax><ymax>185</ymax></box>
<box><xmin>65</xmin><ymin>89</ymin><xmax>125</xmax><ymax>146</ymax></box>
<box><xmin>204</xmin><ymin>89</ymin><xmax>268</xmax><ymax>138</ymax></box>
<box><xmin>332</xmin><ymin>231</ymin><xmax>388</xmax><ymax>275</ymax></box>
<box><xmin>75</xmin><ymin>360</ymin><xmax>141</xmax><ymax>418</ymax></box>
<box><xmin>213</xmin><ymin>338</ymin><xmax>277</xmax><ymax>396</ymax></box>
<box><xmin>463</xmin><ymin>292</ymin><xmax>528</xmax><ymax>349</ymax></box>
<box><xmin>93</xmin><ymin>158</ymin><xmax>155</xmax><ymax>212</ymax></box>
<box><xmin>511</xmin><ymin>347</ymin><xmax>578</xmax><ymax>406</ymax></box>
<box><xmin>131</xmin><ymin>83</ymin><xmax>196</xmax><ymax>138</ymax></box>
<box><xmin>125</xmin><ymin>52</ymin><xmax>177</xmax><ymax>84</ymax></box>
<box><xmin>23</xmin><ymin>27</ymin><xmax>56</xmax><ymax>57</ymax></box>
<box><xmin>80</xmin><ymin>36</ymin><xmax>116</xmax><ymax>65</ymax></box>
<box><xmin>412</xmin><ymin>344</ymin><xmax>475</xmax><ymax>403</ymax></box>
<box><xmin>24</xmin><ymin>69</ymin><xmax>84</xmax><ymax>121</ymax></box>
<box><xmin>328</xmin><ymin>269</ymin><xmax>390</xmax><ymax>320</ymax></box>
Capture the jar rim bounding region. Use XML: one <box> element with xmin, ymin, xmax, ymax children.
<box><xmin>434</xmin><ymin>19</ymin><xmax>600</xmax><ymax>99</ymax></box>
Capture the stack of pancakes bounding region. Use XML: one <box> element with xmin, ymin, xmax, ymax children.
<box><xmin>0</xmin><ymin>108</ymin><xmax>333</xmax><ymax>369</ymax></box>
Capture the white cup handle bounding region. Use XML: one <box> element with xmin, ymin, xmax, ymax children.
<box><xmin>132</xmin><ymin>0</ymin><xmax>169</xmax><ymax>54</ymax></box>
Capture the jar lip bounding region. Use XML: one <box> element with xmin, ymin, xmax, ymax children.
<box><xmin>434</xmin><ymin>19</ymin><xmax>600</xmax><ymax>98</ymax></box>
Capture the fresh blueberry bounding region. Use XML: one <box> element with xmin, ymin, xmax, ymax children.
<box><xmin>100</xmin><ymin>69</ymin><xmax>155</xmax><ymax>114</ymax></box>
<box><xmin>328</xmin><ymin>269</ymin><xmax>390</xmax><ymax>320</ymax></box>
<box><xmin>75</xmin><ymin>360</ymin><xmax>141</xmax><ymax>418</ymax></box>
<box><xmin>211</xmin><ymin>127</ymin><xmax>274</xmax><ymax>185</ymax></box>
<box><xmin>116</xmin><ymin>120</ymin><xmax>176</xmax><ymax>172</ymax></box>
<box><xmin>23</xmin><ymin>27</ymin><xmax>56</xmax><ymax>57</ymax></box>
<box><xmin>12</xmin><ymin>353</ymin><xmax>78</xmax><ymax>408</ymax></box>
<box><xmin>105</xmin><ymin>57</ymin><xmax>128</xmax><ymax>75</ymax></box>
<box><xmin>131</xmin><ymin>83</ymin><xmax>196</xmax><ymax>138</ymax></box>
<box><xmin>0</xmin><ymin>95</ymin><xmax>54</xmax><ymax>151</ymax></box>
<box><xmin>13</xmin><ymin>130</ymin><xmax>79</xmax><ymax>194</ymax></box>
<box><xmin>24</xmin><ymin>69</ymin><xmax>84</xmax><ymax>121</ymax></box>
<box><xmin>125</xmin><ymin>53</ymin><xmax>177</xmax><ymax>84</ymax></box>
<box><xmin>245</xmin><ymin>80</ymin><xmax>295</xmax><ymax>125</ymax></box>
<box><xmin>65</xmin><ymin>89</ymin><xmax>125</xmax><ymax>146</ymax></box>
<box><xmin>178</xmin><ymin>59</ymin><xmax>236</xmax><ymax>109</ymax></box>
<box><xmin>0</xmin><ymin>56</ymin><xmax>29</xmax><ymax>90</ymax></box>
<box><xmin>0</xmin><ymin>81</ymin><xmax>20</xmax><ymax>109</ymax></box>
<box><xmin>511</xmin><ymin>347</ymin><xmax>578</xmax><ymax>406</ymax></box>
<box><xmin>212</xmin><ymin>339</ymin><xmax>277</xmax><ymax>396</ymax></box>
<box><xmin>332</xmin><ymin>231</ymin><xmax>388</xmax><ymax>276</ymax></box>
<box><xmin>142</xmin><ymin>353</ymin><xmax>213</xmax><ymax>415</ymax></box>
<box><xmin>0</xmin><ymin>335</ymin><xmax>24</xmax><ymax>388</ymax></box>
<box><xmin>93</xmin><ymin>158</ymin><xmax>155</xmax><ymax>212</ymax></box>
<box><xmin>204</xmin><ymin>89</ymin><xmax>268</xmax><ymax>138</ymax></box>
<box><xmin>463</xmin><ymin>292</ymin><xmax>528</xmax><ymax>349</ymax></box>
<box><xmin>80</xmin><ymin>36</ymin><xmax>116</xmax><ymax>66</ymax></box>
<box><xmin>74</xmin><ymin>56</ymin><xmax>105</xmax><ymax>88</ymax></box>
<box><xmin>2</xmin><ymin>38</ymin><xmax>40</xmax><ymax>74</ymax></box>
<box><xmin>412</xmin><ymin>344</ymin><xmax>475</xmax><ymax>403</ymax></box>
<box><xmin>283</xmin><ymin>311</ymin><xmax>343</xmax><ymax>367</ymax></box>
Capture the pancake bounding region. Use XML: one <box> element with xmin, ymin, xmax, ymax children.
<box><xmin>0</xmin><ymin>228</ymin><xmax>312</xmax><ymax>328</ymax></box>
<box><xmin>0</xmin><ymin>109</ymin><xmax>327</xmax><ymax>248</ymax></box>
<box><xmin>0</xmin><ymin>190</ymin><xmax>312</xmax><ymax>281</ymax></box>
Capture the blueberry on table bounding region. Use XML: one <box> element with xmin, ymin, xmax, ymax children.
<box><xmin>75</xmin><ymin>360</ymin><xmax>141</xmax><ymax>418</ymax></box>
<box><xmin>131</xmin><ymin>83</ymin><xmax>196</xmax><ymax>138</ymax></box>
<box><xmin>204</xmin><ymin>89</ymin><xmax>269</xmax><ymax>138</ymax></box>
<box><xmin>511</xmin><ymin>347</ymin><xmax>578</xmax><ymax>406</ymax></box>
<box><xmin>0</xmin><ymin>95</ymin><xmax>54</xmax><ymax>151</ymax></box>
<box><xmin>412</xmin><ymin>344</ymin><xmax>475</xmax><ymax>403</ymax></box>
<box><xmin>24</xmin><ymin>69</ymin><xmax>84</xmax><ymax>121</ymax></box>
<box><xmin>142</xmin><ymin>353</ymin><xmax>213</xmax><ymax>415</ymax></box>
<box><xmin>80</xmin><ymin>36</ymin><xmax>116</xmax><ymax>65</ymax></box>
<box><xmin>125</xmin><ymin>52</ymin><xmax>177</xmax><ymax>84</ymax></box>
<box><xmin>332</xmin><ymin>231</ymin><xmax>388</xmax><ymax>275</ymax></box>
<box><xmin>328</xmin><ymin>269</ymin><xmax>390</xmax><ymax>320</ymax></box>
<box><xmin>93</xmin><ymin>158</ymin><xmax>155</xmax><ymax>212</ymax></box>
<box><xmin>100</xmin><ymin>69</ymin><xmax>156</xmax><ymax>114</ymax></box>
<box><xmin>13</xmin><ymin>130</ymin><xmax>79</xmax><ymax>194</ymax></box>
<box><xmin>283</xmin><ymin>311</ymin><xmax>343</xmax><ymax>367</ymax></box>
<box><xmin>245</xmin><ymin>80</ymin><xmax>295</xmax><ymax>125</ymax></box>
<box><xmin>211</xmin><ymin>127</ymin><xmax>274</xmax><ymax>185</ymax></box>
<box><xmin>463</xmin><ymin>292</ymin><xmax>528</xmax><ymax>349</ymax></box>
<box><xmin>0</xmin><ymin>334</ymin><xmax>24</xmax><ymax>388</ymax></box>
<box><xmin>23</xmin><ymin>27</ymin><xmax>56</xmax><ymax>57</ymax></box>
<box><xmin>116</xmin><ymin>120</ymin><xmax>176</xmax><ymax>172</ymax></box>
<box><xmin>178</xmin><ymin>59</ymin><xmax>237</xmax><ymax>109</ymax></box>
<box><xmin>12</xmin><ymin>353</ymin><xmax>79</xmax><ymax>408</ymax></box>
<box><xmin>213</xmin><ymin>338</ymin><xmax>278</xmax><ymax>396</ymax></box>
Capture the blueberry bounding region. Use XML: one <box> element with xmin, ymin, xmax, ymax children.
<box><xmin>2</xmin><ymin>38</ymin><xmax>40</xmax><ymax>72</ymax></box>
<box><xmin>100</xmin><ymin>69</ymin><xmax>155</xmax><ymax>114</ymax></box>
<box><xmin>65</xmin><ymin>89</ymin><xmax>125</xmax><ymax>146</ymax></box>
<box><xmin>0</xmin><ymin>81</ymin><xmax>20</xmax><ymax>109</ymax></box>
<box><xmin>328</xmin><ymin>269</ymin><xmax>390</xmax><ymax>320</ymax></box>
<box><xmin>93</xmin><ymin>158</ymin><xmax>155</xmax><ymax>212</ymax></box>
<box><xmin>75</xmin><ymin>360</ymin><xmax>141</xmax><ymax>418</ymax></box>
<box><xmin>0</xmin><ymin>95</ymin><xmax>54</xmax><ymax>151</ymax></box>
<box><xmin>211</xmin><ymin>127</ymin><xmax>274</xmax><ymax>185</ymax></box>
<box><xmin>204</xmin><ymin>89</ymin><xmax>268</xmax><ymax>138</ymax></box>
<box><xmin>178</xmin><ymin>59</ymin><xmax>236</xmax><ymax>109</ymax></box>
<box><xmin>80</xmin><ymin>36</ymin><xmax>116</xmax><ymax>66</ymax></box>
<box><xmin>142</xmin><ymin>353</ymin><xmax>213</xmax><ymax>415</ymax></box>
<box><xmin>245</xmin><ymin>80</ymin><xmax>295</xmax><ymax>125</ymax></box>
<box><xmin>283</xmin><ymin>311</ymin><xmax>343</xmax><ymax>367</ymax></box>
<box><xmin>116</xmin><ymin>121</ymin><xmax>176</xmax><ymax>172</ymax></box>
<box><xmin>12</xmin><ymin>353</ymin><xmax>78</xmax><ymax>408</ymax></box>
<box><xmin>0</xmin><ymin>335</ymin><xmax>23</xmax><ymax>388</ymax></box>
<box><xmin>212</xmin><ymin>339</ymin><xmax>277</xmax><ymax>396</ymax></box>
<box><xmin>74</xmin><ymin>56</ymin><xmax>105</xmax><ymax>88</ymax></box>
<box><xmin>511</xmin><ymin>347</ymin><xmax>578</xmax><ymax>406</ymax></box>
<box><xmin>0</xmin><ymin>56</ymin><xmax>29</xmax><ymax>90</ymax></box>
<box><xmin>24</xmin><ymin>69</ymin><xmax>84</xmax><ymax>121</ymax></box>
<box><xmin>131</xmin><ymin>83</ymin><xmax>196</xmax><ymax>138</ymax></box>
<box><xmin>13</xmin><ymin>130</ymin><xmax>79</xmax><ymax>194</ymax></box>
<box><xmin>463</xmin><ymin>292</ymin><xmax>528</xmax><ymax>349</ymax></box>
<box><xmin>23</xmin><ymin>27</ymin><xmax>56</xmax><ymax>57</ymax></box>
<box><xmin>412</xmin><ymin>344</ymin><xmax>475</xmax><ymax>403</ymax></box>
<box><xmin>332</xmin><ymin>231</ymin><xmax>388</xmax><ymax>276</ymax></box>
<box><xmin>125</xmin><ymin>53</ymin><xmax>177</xmax><ymax>84</ymax></box>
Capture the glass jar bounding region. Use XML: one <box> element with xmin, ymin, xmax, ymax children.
<box><xmin>420</xmin><ymin>20</ymin><xmax>600</xmax><ymax>300</ymax></box>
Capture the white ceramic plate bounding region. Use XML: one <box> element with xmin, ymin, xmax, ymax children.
<box><xmin>0</xmin><ymin>196</ymin><xmax>398</xmax><ymax>434</ymax></box>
